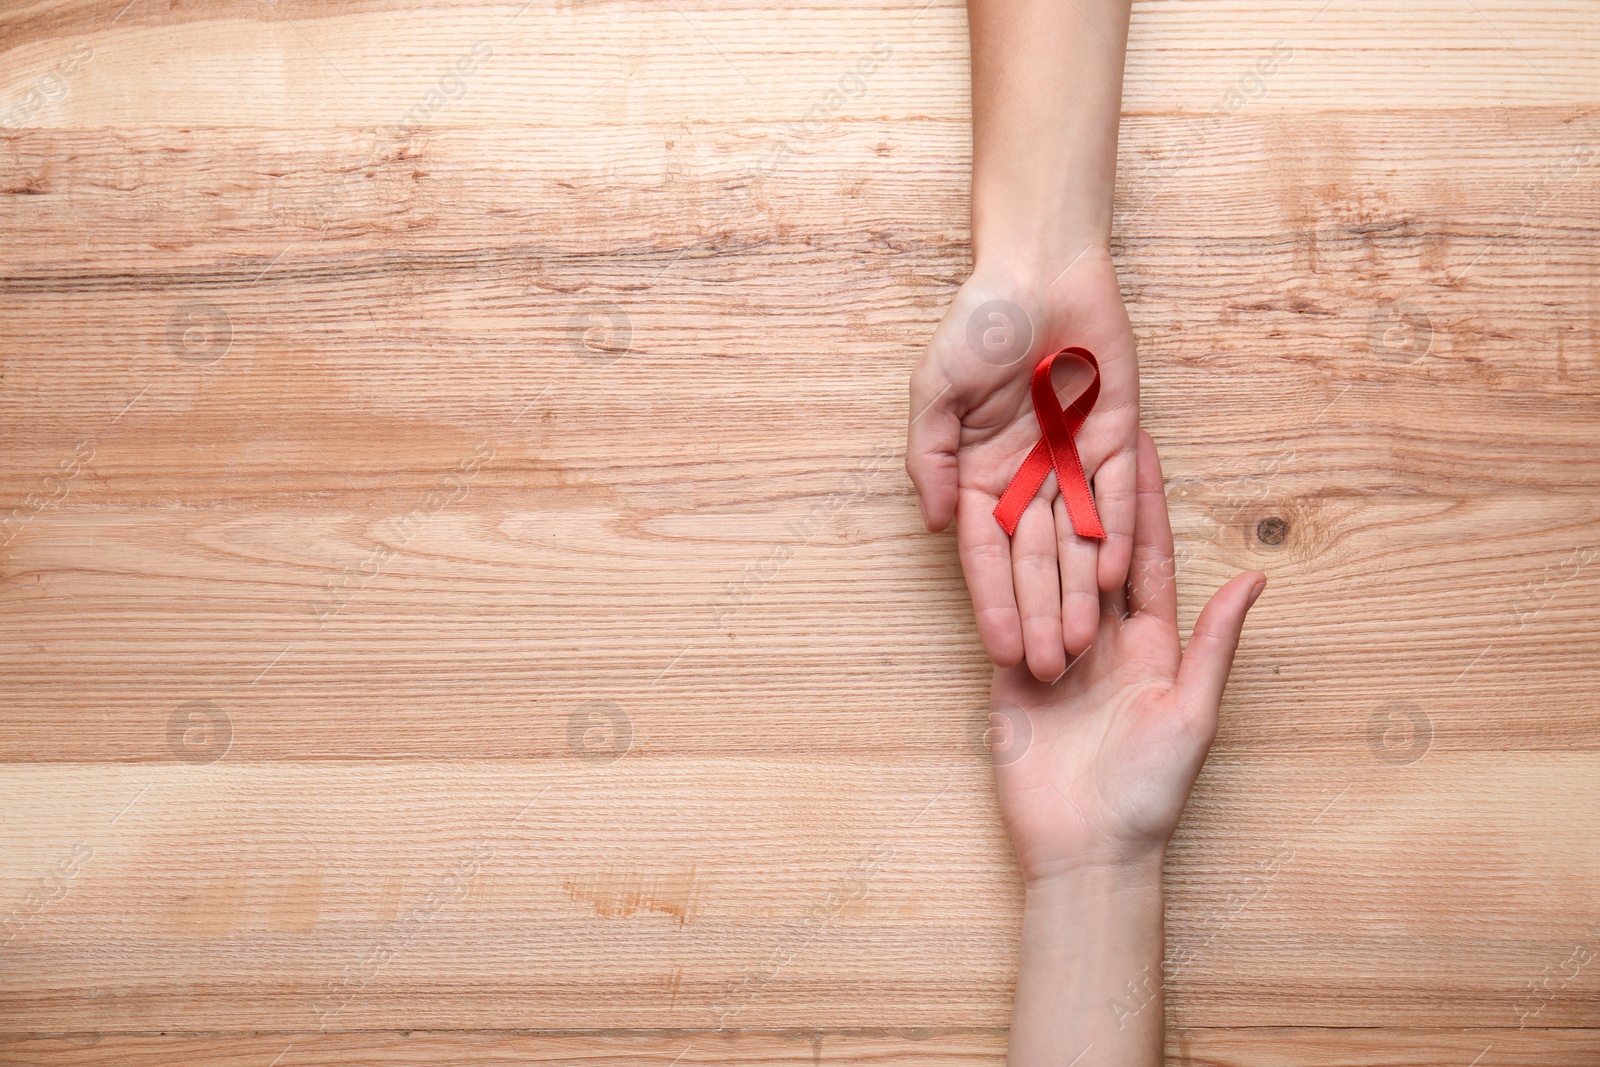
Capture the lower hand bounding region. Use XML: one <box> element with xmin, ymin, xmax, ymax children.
<box><xmin>987</xmin><ymin>432</ymin><xmax>1266</xmax><ymax>887</ymax></box>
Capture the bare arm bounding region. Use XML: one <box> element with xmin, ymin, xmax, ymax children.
<box><xmin>968</xmin><ymin>0</ymin><xmax>1131</xmax><ymax>277</ymax></box>
<box><xmin>1009</xmin><ymin>865</ymin><xmax>1165</xmax><ymax>1066</ymax></box>
<box><xmin>907</xmin><ymin>0</ymin><xmax>1139</xmax><ymax>681</ymax></box>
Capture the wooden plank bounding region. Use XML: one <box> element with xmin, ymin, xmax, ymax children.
<box><xmin>1168</xmin><ymin>1028</ymin><xmax>1600</xmax><ymax>1066</ymax></box>
<box><xmin>3</xmin><ymin>1028</ymin><xmax>1600</xmax><ymax>1067</ymax></box>
<box><xmin>2</xmin><ymin>109</ymin><xmax>1595</xmax><ymax>484</ymax></box>
<box><xmin>3</xmin><ymin>0</ymin><xmax>1597</xmax><ymax>130</ymax></box>
<box><xmin>1</xmin><ymin>488</ymin><xmax>1598</xmax><ymax>761</ymax></box>
<box><xmin>1</xmin><ymin>757</ymin><xmax>1597</xmax><ymax>1029</ymax></box>
<box><xmin>0</xmin><ymin>1030</ymin><xmax>1008</xmax><ymax>1067</ymax></box>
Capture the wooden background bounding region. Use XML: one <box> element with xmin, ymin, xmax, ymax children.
<box><xmin>2</xmin><ymin>0</ymin><xmax>1598</xmax><ymax>1063</ymax></box>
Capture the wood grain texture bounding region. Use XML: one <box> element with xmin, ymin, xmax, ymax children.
<box><xmin>2</xmin><ymin>0</ymin><xmax>1598</xmax><ymax>1063</ymax></box>
<box><xmin>7</xmin><ymin>1028</ymin><xmax>1600</xmax><ymax>1067</ymax></box>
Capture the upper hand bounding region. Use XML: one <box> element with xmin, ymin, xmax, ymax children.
<box><xmin>907</xmin><ymin>246</ymin><xmax>1139</xmax><ymax>680</ymax></box>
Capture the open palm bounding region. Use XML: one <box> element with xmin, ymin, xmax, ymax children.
<box><xmin>988</xmin><ymin>434</ymin><xmax>1265</xmax><ymax>887</ymax></box>
<box><xmin>908</xmin><ymin>247</ymin><xmax>1139</xmax><ymax>680</ymax></box>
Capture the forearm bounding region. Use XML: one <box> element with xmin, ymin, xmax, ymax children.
<box><xmin>1009</xmin><ymin>861</ymin><xmax>1166</xmax><ymax>1067</ymax></box>
<box><xmin>967</xmin><ymin>0</ymin><xmax>1132</xmax><ymax>277</ymax></box>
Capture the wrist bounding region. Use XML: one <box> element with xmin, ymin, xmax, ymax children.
<box><xmin>972</xmin><ymin>203</ymin><xmax>1111</xmax><ymax>273</ymax></box>
<box><xmin>1023</xmin><ymin>846</ymin><xmax>1165</xmax><ymax>907</ymax></box>
<box><xmin>970</xmin><ymin>240</ymin><xmax>1114</xmax><ymax>300</ymax></box>
<box><xmin>1010</xmin><ymin>849</ymin><xmax>1167</xmax><ymax>1067</ymax></box>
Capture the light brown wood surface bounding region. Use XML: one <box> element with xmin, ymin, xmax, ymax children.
<box><xmin>3</xmin><ymin>0</ymin><xmax>1598</xmax><ymax>1064</ymax></box>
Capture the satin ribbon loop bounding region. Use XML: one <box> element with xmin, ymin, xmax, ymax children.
<box><xmin>992</xmin><ymin>347</ymin><xmax>1107</xmax><ymax>540</ymax></box>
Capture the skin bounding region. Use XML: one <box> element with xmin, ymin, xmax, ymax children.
<box><xmin>907</xmin><ymin>0</ymin><xmax>1138</xmax><ymax>682</ymax></box>
<box><xmin>988</xmin><ymin>433</ymin><xmax>1266</xmax><ymax>1066</ymax></box>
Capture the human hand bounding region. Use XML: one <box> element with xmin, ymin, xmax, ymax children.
<box><xmin>907</xmin><ymin>246</ymin><xmax>1139</xmax><ymax>681</ymax></box>
<box><xmin>986</xmin><ymin>432</ymin><xmax>1265</xmax><ymax>888</ymax></box>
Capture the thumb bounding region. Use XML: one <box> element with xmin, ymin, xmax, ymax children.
<box><xmin>906</xmin><ymin>365</ymin><xmax>960</xmax><ymax>531</ymax></box>
<box><xmin>1174</xmin><ymin>570</ymin><xmax>1266</xmax><ymax>725</ymax></box>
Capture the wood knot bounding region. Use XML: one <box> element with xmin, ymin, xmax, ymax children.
<box><xmin>1256</xmin><ymin>516</ymin><xmax>1289</xmax><ymax>546</ymax></box>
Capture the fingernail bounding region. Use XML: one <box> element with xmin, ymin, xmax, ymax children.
<box><xmin>1246</xmin><ymin>580</ymin><xmax>1266</xmax><ymax>608</ymax></box>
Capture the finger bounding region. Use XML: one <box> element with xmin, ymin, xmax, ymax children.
<box><xmin>1175</xmin><ymin>570</ymin><xmax>1267</xmax><ymax>728</ymax></box>
<box><xmin>1011</xmin><ymin>496</ymin><xmax>1066</xmax><ymax>681</ymax></box>
<box><xmin>957</xmin><ymin>484</ymin><xmax>1024</xmax><ymax>668</ymax></box>
<box><xmin>1126</xmin><ymin>431</ymin><xmax>1177</xmax><ymax>622</ymax></box>
<box><xmin>1092</xmin><ymin>443</ymin><xmax>1138</xmax><ymax>593</ymax></box>
<box><xmin>1053</xmin><ymin>487</ymin><xmax>1100</xmax><ymax>655</ymax></box>
<box><xmin>1069</xmin><ymin>372</ymin><xmax>1137</xmax><ymax>595</ymax></box>
<box><xmin>907</xmin><ymin>364</ymin><xmax>960</xmax><ymax>532</ymax></box>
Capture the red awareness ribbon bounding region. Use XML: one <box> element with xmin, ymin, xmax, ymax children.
<box><xmin>992</xmin><ymin>347</ymin><xmax>1106</xmax><ymax>540</ymax></box>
